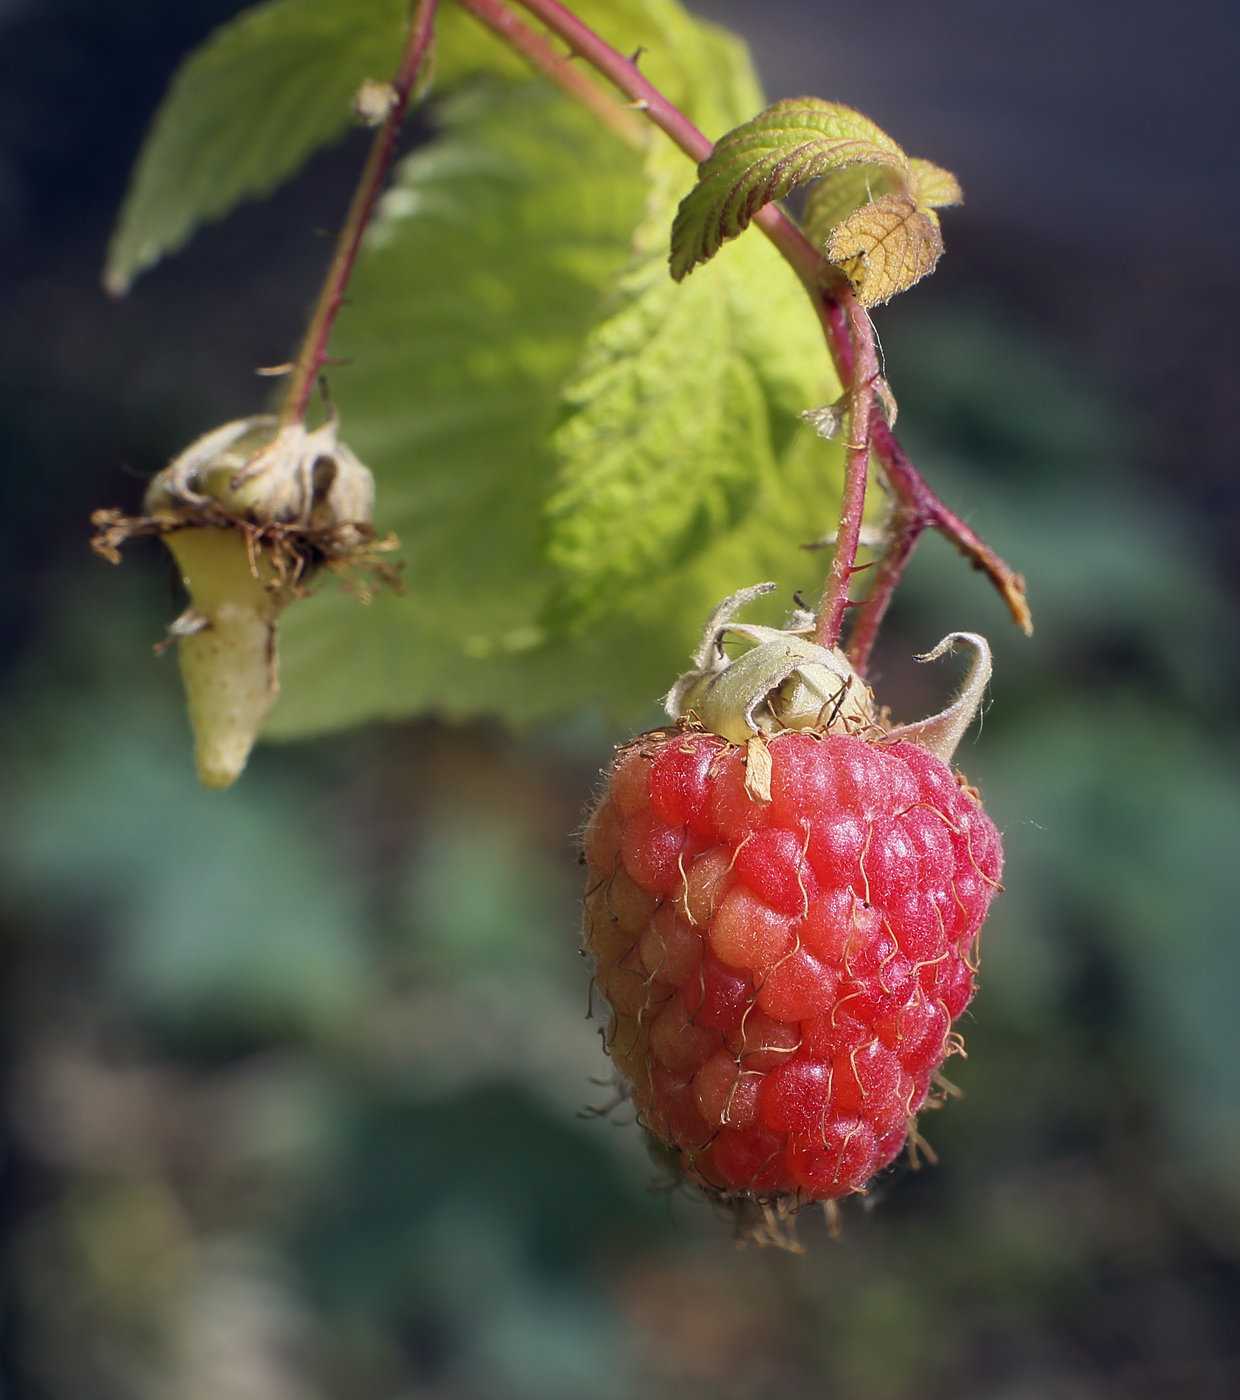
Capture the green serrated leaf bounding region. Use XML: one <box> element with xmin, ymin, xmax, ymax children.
<box><xmin>265</xmin><ymin>82</ymin><xmax>648</xmax><ymax>733</ymax></box>
<box><xmin>104</xmin><ymin>0</ymin><xmax>756</xmax><ymax>294</ymax></box>
<box><xmin>266</xmin><ymin>79</ymin><xmax>846</xmax><ymax>738</ymax></box>
<box><xmin>544</xmin><ymin>258</ymin><xmax>771</xmax><ymax>619</ymax></box>
<box><xmin>542</xmin><ymin>145</ymin><xmax>768</xmax><ymax>621</ymax></box>
<box><xmin>116</xmin><ymin>0</ymin><xmax>847</xmax><ymax>736</ymax></box>
<box><xmin>542</xmin><ymin>132</ymin><xmax>837</xmax><ymax>623</ymax></box>
<box><xmin>104</xmin><ymin>0</ymin><xmax>528</xmax><ymax>294</ymax></box>
<box><xmin>669</xmin><ymin>97</ymin><xmax>908</xmax><ymax>281</ymax></box>
<box><xmin>107</xmin><ymin>0</ymin><xmax>406</xmax><ymax>293</ymax></box>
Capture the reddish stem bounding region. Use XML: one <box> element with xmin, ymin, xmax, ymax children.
<box><xmin>843</xmin><ymin>501</ymin><xmax>926</xmax><ymax>672</ymax></box>
<box><xmin>279</xmin><ymin>0</ymin><xmax>439</xmax><ymax>429</ymax></box>
<box><xmin>455</xmin><ymin>0</ymin><xmax>646</xmax><ymax>144</ymax></box>
<box><xmin>514</xmin><ymin>0</ymin><xmax>712</xmax><ymax>154</ymax></box>
<box><xmin>847</xmin><ymin>416</ymin><xmax>1031</xmax><ymax>671</ymax></box>
<box><xmin>504</xmin><ymin>0</ymin><xmax>843</xmax><ymax>304</ymax></box>
<box><xmin>815</xmin><ymin>291</ymin><xmax>877</xmax><ymax>650</ymax></box>
<box><xmin>453</xmin><ymin>0</ymin><xmax>1032</xmax><ymax>649</ymax></box>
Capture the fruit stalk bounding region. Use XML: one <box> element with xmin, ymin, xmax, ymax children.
<box><xmin>278</xmin><ymin>0</ymin><xmax>439</xmax><ymax>430</ymax></box>
<box><xmin>846</xmin><ymin>419</ymin><xmax>1033</xmax><ymax>671</ymax></box>
<box><xmin>843</xmin><ymin>499</ymin><xmax>926</xmax><ymax>672</ymax></box>
<box><xmin>814</xmin><ymin>288</ymin><xmax>877</xmax><ymax>651</ymax></box>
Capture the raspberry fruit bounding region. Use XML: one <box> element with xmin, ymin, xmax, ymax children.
<box><xmin>582</xmin><ymin>585</ymin><xmax>1002</xmax><ymax>1214</ymax></box>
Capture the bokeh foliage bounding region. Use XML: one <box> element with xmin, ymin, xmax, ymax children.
<box><xmin>2</xmin><ymin>0</ymin><xmax>1240</xmax><ymax>1396</ymax></box>
<box><xmin>6</xmin><ymin>303</ymin><xmax>1240</xmax><ymax>1397</ymax></box>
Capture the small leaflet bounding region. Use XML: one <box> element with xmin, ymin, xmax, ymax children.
<box><xmin>800</xmin><ymin>396</ymin><xmax>848</xmax><ymax>441</ymax></box>
<box><xmin>670</xmin><ymin>98</ymin><xmax>907</xmax><ymax>280</ymax></box>
<box><xmin>825</xmin><ymin>194</ymin><xmax>944</xmax><ymax>307</ymax></box>
<box><xmin>669</xmin><ymin>97</ymin><xmax>962</xmax><ymax>308</ymax></box>
<box><xmin>802</xmin><ymin>163</ymin><xmax>901</xmax><ymax>246</ymax></box>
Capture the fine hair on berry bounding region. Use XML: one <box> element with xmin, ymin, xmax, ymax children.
<box><xmin>582</xmin><ymin>725</ymin><xmax>1002</xmax><ymax>1211</ymax></box>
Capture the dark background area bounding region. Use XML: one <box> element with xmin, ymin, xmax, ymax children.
<box><xmin>2</xmin><ymin>2</ymin><xmax>1239</xmax><ymax>1397</ymax></box>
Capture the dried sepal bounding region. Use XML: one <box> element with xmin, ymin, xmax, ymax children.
<box><xmin>146</xmin><ymin>414</ymin><xmax>374</xmax><ymax>538</ymax></box>
<box><xmin>885</xmin><ymin>632</ymin><xmax>992</xmax><ymax>763</ymax></box>
<box><xmin>667</xmin><ymin>587</ymin><xmax>989</xmax><ymax>763</ymax></box>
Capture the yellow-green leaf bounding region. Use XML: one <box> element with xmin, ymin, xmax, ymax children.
<box><xmin>541</xmin><ymin>132</ymin><xmax>836</xmax><ymax>625</ymax></box>
<box><xmin>106</xmin><ymin>0</ymin><xmax>411</xmax><ymax>293</ymax></box>
<box><xmin>104</xmin><ymin>0</ymin><xmax>755</xmax><ymax>294</ymax></box>
<box><xmin>908</xmin><ymin>157</ymin><xmax>963</xmax><ymax>209</ymax></box>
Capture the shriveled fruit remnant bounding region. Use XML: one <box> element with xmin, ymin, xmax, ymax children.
<box><xmin>581</xmin><ymin>586</ymin><xmax>1002</xmax><ymax>1210</ymax></box>
<box><xmin>92</xmin><ymin>414</ymin><xmax>394</xmax><ymax>789</ymax></box>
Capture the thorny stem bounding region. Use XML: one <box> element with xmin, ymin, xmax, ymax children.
<box><xmin>279</xmin><ymin>0</ymin><xmax>439</xmax><ymax>430</ymax></box>
<box><xmin>503</xmin><ymin>0</ymin><xmax>842</xmax><ymax>298</ymax></box>
<box><xmin>846</xmin><ymin>417</ymin><xmax>1033</xmax><ymax>670</ymax></box>
<box><xmin>843</xmin><ymin>499</ymin><xmax>926</xmax><ymax>673</ymax></box>
<box><xmin>815</xmin><ymin>290</ymin><xmax>877</xmax><ymax>651</ymax></box>
<box><xmin>513</xmin><ymin>0</ymin><xmax>713</xmax><ymax>154</ymax></box>
<box><xmin>453</xmin><ymin>0</ymin><xmax>1032</xmax><ymax>652</ymax></box>
<box><xmin>455</xmin><ymin>0</ymin><xmax>646</xmax><ymax>145</ymax></box>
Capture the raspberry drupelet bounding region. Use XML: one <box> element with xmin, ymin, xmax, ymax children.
<box><xmin>581</xmin><ymin>585</ymin><xmax>1002</xmax><ymax>1211</ymax></box>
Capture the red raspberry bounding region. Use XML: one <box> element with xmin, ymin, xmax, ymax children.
<box><xmin>583</xmin><ymin>725</ymin><xmax>1001</xmax><ymax>1205</ymax></box>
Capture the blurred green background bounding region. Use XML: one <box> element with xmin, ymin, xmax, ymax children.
<box><xmin>3</xmin><ymin>2</ymin><xmax>1240</xmax><ymax>1397</ymax></box>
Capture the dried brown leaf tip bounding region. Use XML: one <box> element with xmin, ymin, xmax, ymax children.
<box><xmin>825</xmin><ymin>193</ymin><xmax>943</xmax><ymax>307</ymax></box>
<box><xmin>810</xmin><ymin>157</ymin><xmax>962</xmax><ymax>306</ymax></box>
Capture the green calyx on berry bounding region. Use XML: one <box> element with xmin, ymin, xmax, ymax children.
<box><xmin>666</xmin><ymin>583</ymin><xmax>992</xmax><ymax>765</ymax></box>
<box><xmin>885</xmin><ymin>630</ymin><xmax>993</xmax><ymax>764</ymax></box>
<box><xmin>91</xmin><ymin>413</ymin><xmax>397</xmax><ymax>789</ymax></box>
